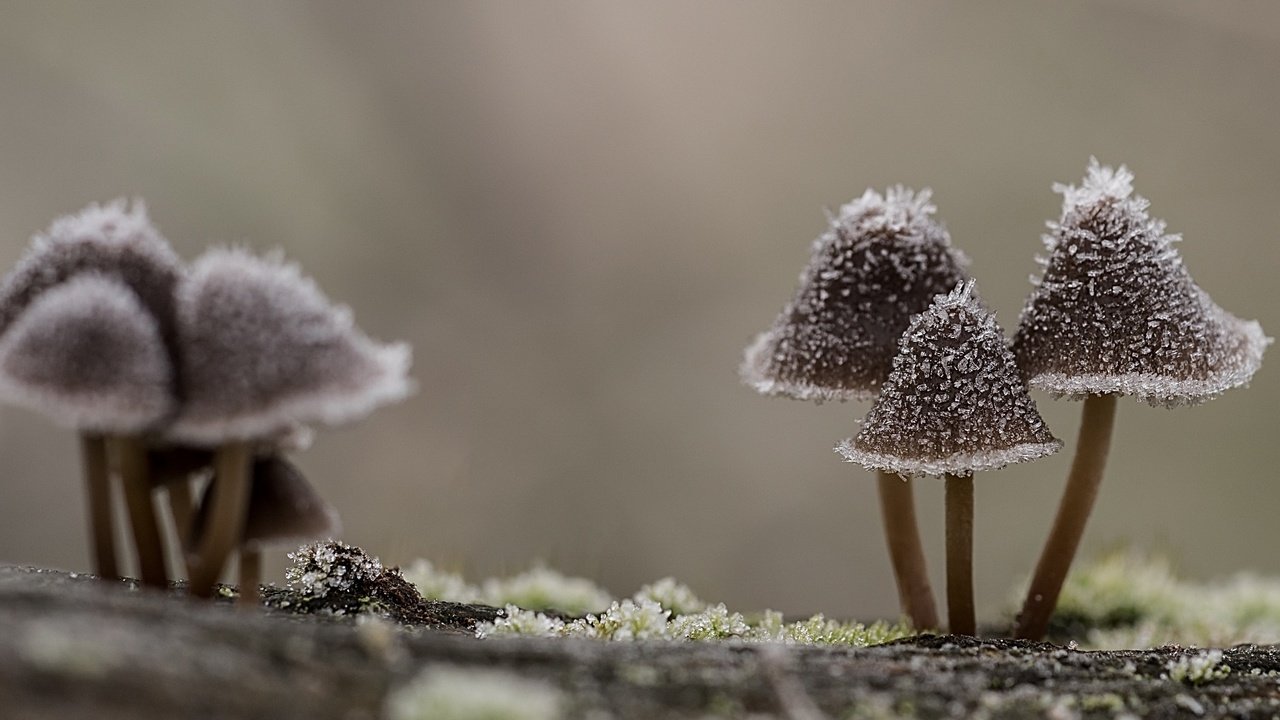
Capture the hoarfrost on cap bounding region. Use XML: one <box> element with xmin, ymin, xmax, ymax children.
<box><xmin>838</xmin><ymin>281</ymin><xmax>1060</xmax><ymax>477</ymax></box>
<box><xmin>742</xmin><ymin>187</ymin><xmax>971</xmax><ymax>402</ymax></box>
<box><xmin>1012</xmin><ymin>159</ymin><xmax>1270</xmax><ymax>406</ymax></box>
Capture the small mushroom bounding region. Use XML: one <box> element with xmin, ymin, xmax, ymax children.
<box><xmin>837</xmin><ymin>281</ymin><xmax>1061</xmax><ymax>635</ymax></box>
<box><xmin>0</xmin><ymin>274</ymin><xmax>176</xmax><ymax>586</ymax></box>
<box><xmin>169</xmin><ymin>248</ymin><xmax>411</xmax><ymax>597</ymax></box>
<box><xmin>0</xmin><ymin>200</ymin><xmax>183</xmax><ymax>583</ymax></box>
<box><xmin>741</xmin><ymin>187</ymin><xmax>971</xmax><ymax>630</ymax></box>
<box><xmin>1011</xmin><ymin>160</ymin><xmax>1270</xmax><ymax>640</ymax></box>
<box><xmin>191</xmin><ymin>455</ymin><xmax>340</xmax><ymax>606</ymax></box>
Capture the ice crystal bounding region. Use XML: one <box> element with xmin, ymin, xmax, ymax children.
<box><xmin>633</xmin><ymin>577</ymin><xmax>707</xmax><ymax>615</ymax></box>
<box><xmin>476</xmin><ymin>605</ymin><xmax>568</xmax><ymax>638</ymax></box>
<box><xmin>742</xmin><ymin>187</ymin><xmax>971</xmax><ymax>402</ymax></box>
<box><xmin>0</xmin><ymin>274</ymin><xmax>173</xmax><ymax>432</ymax></box>
<box><xmin>384</xmin><ymin>665</ymin><xmax>564</xmax><ymax>720</ymax></box>
<box><xmin>170</xmin><ymin>248</ymin><xmax>413</xmax><ymax>443</ymax></box>
<box><xmin>567</xmin><ymin>599</ymin><xmax>672</xmax><ymax>640</ymax></box>
<box><xmin>668</xmin><ymin>603</ymin><xmax>751</xmax><ymax>640</ymax></box>
<box><xmin>286</xmin><ymin>540</ymin><xmax>384</xmax><ymax>599</ymax></box>
<box><xmin>0</xmin><ymin>200</ymin><xmax>182</xmax><ymax>348</ymax></box>
<box><xmin>837</xmin><ymin>281</ymin><xmax>1060</xmax><ymax>477</ymax></box>
<box><xmin>1013</xmin><ymin>158</ymin><xmax>1269</xmax><ymax>406</ymax></box>
<box><xmin>1167</xmin><ymin>651</ymin><xmax>1230</xmax><ymax>685</ymax></box>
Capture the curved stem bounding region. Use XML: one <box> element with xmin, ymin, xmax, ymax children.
<box><xmin>876</xmin><ymin>471</ymin><xmax>938</xmax><ymax>630</ymax></box>
<box><xmin>945</xmin><ymin>473</ymin><xmax>975</xmax><ymax>636</ymax></box>
<box><xmin>1015</xmin><ymin>393</ymin><xmax>1118</xmax><ymax>640</ymax></box>
<box><xmin>188</xmin><ymin>441</ymin><xmax>251</xmax><ymax>598</ymax></box>
<box><xmin>116</xmin><ymin>436</ymin><xmax>168</xmax><ymax>587</ymax></box>
<box><xmin>239</xmin><ymin>548</ymin><xmax>261</xmax><ymax>608</ymax></box>
<box><xmin>81</xmin><ymin>433</ymin><xmax>118</xmax><ymax>580</ymax></box>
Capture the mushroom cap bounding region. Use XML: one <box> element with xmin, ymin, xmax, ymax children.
<box><xmin>0</xmin><ymin>274</ymin><xmax>174</xmax><ymax>432</ymax></box>
<box><xmin>1012</xmin><ymin>159</ymin><xmax>1270</xmax><ymax>407</ymax></box>
<box><xmin>837</xmin><ymin>281</ymin><xmax>1061</xmax><ymax>478</ymax></box>
<box><xmin>741</xmin><ymin>187</ymin><xmax>971</xmax><ymax>402</ymax></box>
<box><xmin>191</xmin><ymin>455</ymin><xmax>340</xmax><ymax>551</ymax></box>
<box><xmin>0</xmin><ymin>200</ymin><xmax>183</xmax><ymax>350</ymax></box>
<box><xmin>169</xmin><ymin>248</ymin><xmax>413</xmax><ymax>444</ymax></box>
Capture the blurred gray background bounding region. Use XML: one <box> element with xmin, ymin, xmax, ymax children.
<box><xmin>1</xmin><ymin>1</ymin><xmax>1277</xmax><ymax>622</ymax></box>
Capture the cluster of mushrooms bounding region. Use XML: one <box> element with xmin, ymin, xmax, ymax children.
<box><xmin>742</xmin><ymin>159</ymin><xmax>1269</xmax><ymax>638</ymax></box>
<box><xmin>0</xmin><ymin>200</ymin><xmax>412</xmax><ymax>603</ymax></box>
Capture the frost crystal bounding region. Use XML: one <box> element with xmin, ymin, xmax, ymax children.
<box><xmin>285</xmin><ymin>540</ymin><xmax>384</xmax><ymax>599</ymax></box>
<box><xmin>742</xmin><ymin>187</ymin><xmax>971</xmax><ymax>402</ymax></box>
<box><xmin>0</xmin><ymin>274</ymin><xmax>173</xmax><ymax>432</ymax></box>
<box><xmin>1013</xmin><ymin>159</ymin><xmax>1269</xmax><ymax>406</ymax></box>
<box><xmin>170</xmin><ymin>248</ymin><xmax>413</xmax><ymax>443</ymax></box>
<box><xmin>837</xmin><ymin>281</ymin><xmax>1060</xmax><ymax>477</ymax></box>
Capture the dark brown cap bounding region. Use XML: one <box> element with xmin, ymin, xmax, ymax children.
<box><xmin>742</xmin><ymin>187</ymin><xmax>971</xmax><ymax>402</ymax></box>
<box><xmin>169</xmin><ymin>248</ymin><xmax>413</xmax><ymax>444</ymax></box>
<box><xmin>1012</xmin><ymin>159</ymin><xmax>1269</xmax><ymax>406</ymax></box>
<box><xmin>0</xmin><ymin>274</ymin><xmax>174</xmax><ymax>432</ymax></box>
<box><xmin>191</xmin><ymin>455</ymin><xmax>340</xmax><ymax>552</ymax></box>
<box><xmin>838</xmin><ymin>281</ymin><xmax>1060</xmax><ymax>477</ymax></box>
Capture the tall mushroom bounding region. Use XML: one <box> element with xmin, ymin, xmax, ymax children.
<box><xmin>1011</xmin><ymin>159</ymin><xmax>1270</xmax><ymax>640</ymax></box>
<box><xmin>169</xmin><ymin>247</ymin><xmax>412</xmax><ymax>597</ymax></box>
<box><xmin>0</xmin><ymin>274</ymin><xmax>176</xmax><ymax>586</ymax></box>
<box><xmin>837</xmin><ymin>281</ymin><xmax>1060</xmax><ymax>635</ymax></box>
<box><xmin>0</xmin><ymin>200</ymin><xmax>183</xmax><ymax>582</ymax></box>
<box><xmin>741</xmin><ymin>187</ymin><xmax>971</xmax><ymax>629</ymax></box>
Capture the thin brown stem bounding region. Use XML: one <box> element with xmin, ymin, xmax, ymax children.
<box><xmin>187</xmin><ymin>441</ymin><xmax>251</xmax><ymax>598</ymax></box>
<box><xmin>81</xmin><ymin>433</ymin><xmax>118</xmax><ymax>580</ymax></box>
<box><xmin>945</xmin><ymin>473</ymin><xmax>974</xmax><ymax>636</ymax></box>
<box><xmin>1015</xmin><ymin>393</ymin><xmax>1118</xmax><ymax>640</ymax></box>
<box><xmin>239</xmin><ymin>548</ymin><xmax>261</xmax><ymax>608</ymax></box>
<box><xmin>876</xmin><ymin>471</ymin><xmax>939</xmax><ymax>630</ymax></box>
<box><xmin>167</xmin><ymin>479</ymin><xmax>195</xmax><ymax>554</ymax></box>
<box><xmin>115</xmin><ymin>436</ymin><xmax>168</xmax><ymax>588</ymax></box>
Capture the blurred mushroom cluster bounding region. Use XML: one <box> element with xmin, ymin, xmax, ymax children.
<box><xmin>744</xmin><ymin>159</ymin><xmax>1269</xmax><ymax>638</ymax></box>
<box><xmin>0</xmin><ymin>200</ymin><xmax>412</xmax><ymax>602</ymax></box>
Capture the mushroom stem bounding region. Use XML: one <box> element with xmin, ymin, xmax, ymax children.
<box><xmin>115</xmin><ymin>436</ymin><xmax>169</xmax><ymax>588</ymax></box>
<box><xmin>187</xmin><ymin>441</ymin><xmax>251</xmax><ymax>598</ymax></box>
<box><xmin>876</xmin><ymin>471</ymin><xmax>938</xmax><ymax>630</ymax></box>
<box><xmin>80</xmin><ymin>433</ymin><xmax>118</xmax><ymax>580</ymax></box>
<box><xmin>1015</xmin><ymin>393</ymin><xmax>1118</xmax><ymax>640</ymax></box>
<box><xmin>166</xmin><ymin>479</ymin><xmax>195</xmax><ymax>555</ymax></box>
<box><xmin>239</xmin><ymin>548</ymin><xmax>261</xmax><ymax>608</ymax></box>
<box><xmin>944</xmin><ymin>473</ymin><xmax>974</xmax><ymax>636</ymax></box>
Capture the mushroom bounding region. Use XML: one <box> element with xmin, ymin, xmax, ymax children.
<box><xmin>169</xmin><ymin>247</ymin><xmax>411</xmax><ymax>597</ymax></box>
<box><xmin>190</xmin><ymin>454</ymin><xmax>340</xmax><ymax>605</ymax></box>
<box><xmin>837</xmin><ymin>281</ymin><xmax>1061</xmax><ymax>635</ymax></box>
<box><xmin>0</xmin><ymin>274</ymin><xmax>176</xmax><ymax>586</ymax></box>
<box><xmin>1011</xmin><ymin>159</ymin><xmax>1270</xmax><ymax>640</ymax></box>
<box><xmin>0</xmin><ymin>200</ymin><xmax>183</xmax><ymax>582</ymax></box>
<box><xmin>741</xmin><ymin>187</ymin><xmax>971</xmax><ymax>630</ymax></box>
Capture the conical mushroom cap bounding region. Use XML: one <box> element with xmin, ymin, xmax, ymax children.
<box><xmin>190</xmin><ymin>455</ymin><xmax>340</xmax><ymax>552</ymax></box>
<box><xmin>170</xmin><ymin>248</ymin><xmax>413</xmax><ymax>444</ymax></box>
<box><xmin>0</xmin><ymin>275</ymin><xmax>174</xmax><ymax>432</ymax></box>
<box><xmin>1012</xmin><ymin>159</ymin><xmax>1270</xmax><ymax>406</ymax></box>
<box><xmin>837</xmin><ymin>282</ymin><xmax>1060</xmax><ymax>477</ymax></box>
<box><xmin>0</xmin><ymin>200</ymin><xmax>183</xmax><ymax>352</ymax></box>
<box><xmin>741</xmin><ymin>187</ymin><xmax>971</xmax><ymax>402</ymax></box>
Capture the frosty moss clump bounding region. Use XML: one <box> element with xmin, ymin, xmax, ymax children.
<box><xmin>286</xmin><ymin>540</ymin><xmax>383</xmax><ymax>599</ymax></box>
<box><xmin>1029</xmin><ymin>550</ymin><xmax>1280</xmax><ymax>649</ymax></box>
<box><xmin>384</xmin><ymin>665</ymin><xmax>563</xmax><ymax>720</ymax></box>
<box><xmin>1167</xmin><ymin>651</ymin><xmax>1230</xmax><ymax>685</ymax></box>
<box><xmin>403</xmin><ymin>560</ymin><xmax>611</xmax><ymax>615</ymax></box>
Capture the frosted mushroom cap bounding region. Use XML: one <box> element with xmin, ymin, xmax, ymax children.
<box><xmin>191</xmin><ymin>455</ymin><xmax>340</xmax><ymax>552</ymax></box>
<box><xmin>1012</xmin><ymin>159</ymin><xmax>1270</xmax><ymax>407</ymax></box>
<box><xmin>169</xmin><ymin>248</ymin><xmax>413</xmax><ymax>444</ymax></box>
<box><xmin>0</xmin><ymin>199</ymin><xmax>182</xmax><ymax>346</ymax></box>
<box><xmin>741</xmin><ymin>187</ymin><xmax>971</xmax><ymax>402</ymax></box>
<box><xmin>837</xmin><ymin>281</ymin><xmax>1061</xmax><ymax>478</ymax></box>
<box><xmin>0</xmin><ymin>274</ymin><xmax>174</xmax><ymax>432</ymax></box>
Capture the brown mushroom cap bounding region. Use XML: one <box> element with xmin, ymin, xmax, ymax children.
<box><xmin>742</xmin><ymin>187</ymin><xmax>971</xmax><ymax>402</ymax></box>
<box><xmin>1012</xmin><ymin>159</ymin><xmax>1270</xmax><ymax>406</ymax></box>
<box><xmin>0</xmin><ymin>274</ymin><xmax>173</xmax><ymax>432</ymax></box>
<box><xmin>169</xmin><ymin>248</ymin><xmax>413</xmax><ymax>444</ymax></box>
<box><xmin>191</xmin><ymin>455</ymin><xmax>340</xmax><ymax>552</ymax></box>
<box><xmin>837</xmin><ymin>281</ymin><xmax>1060</xmax><ymax>477</ymax></box>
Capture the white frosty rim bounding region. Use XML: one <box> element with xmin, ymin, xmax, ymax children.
<box><xmin>834</xmin><ymin>438</ymin><xmax>1063</xmax><ymax>478</ymax></box>
<box><xmin>738</xmin><ymin>330</ymin><xmax>876</xmax><ymax>403</ymax></box>
<box><xmin>1029</xmin><ymin>319</ymin><xmax>1271</xmax><ymax>407</ymax></box>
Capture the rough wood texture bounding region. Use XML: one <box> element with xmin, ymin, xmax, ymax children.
<box><xmin>4</xmin><ymin>564</ymin><xmax>1280</xmax><ymax>719</ymax></box>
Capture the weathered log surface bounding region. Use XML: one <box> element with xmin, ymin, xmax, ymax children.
<box><xmin>4</xmin><ymin>564</ymin><xmax>1280</xmax><ymax>719</ymax></box>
